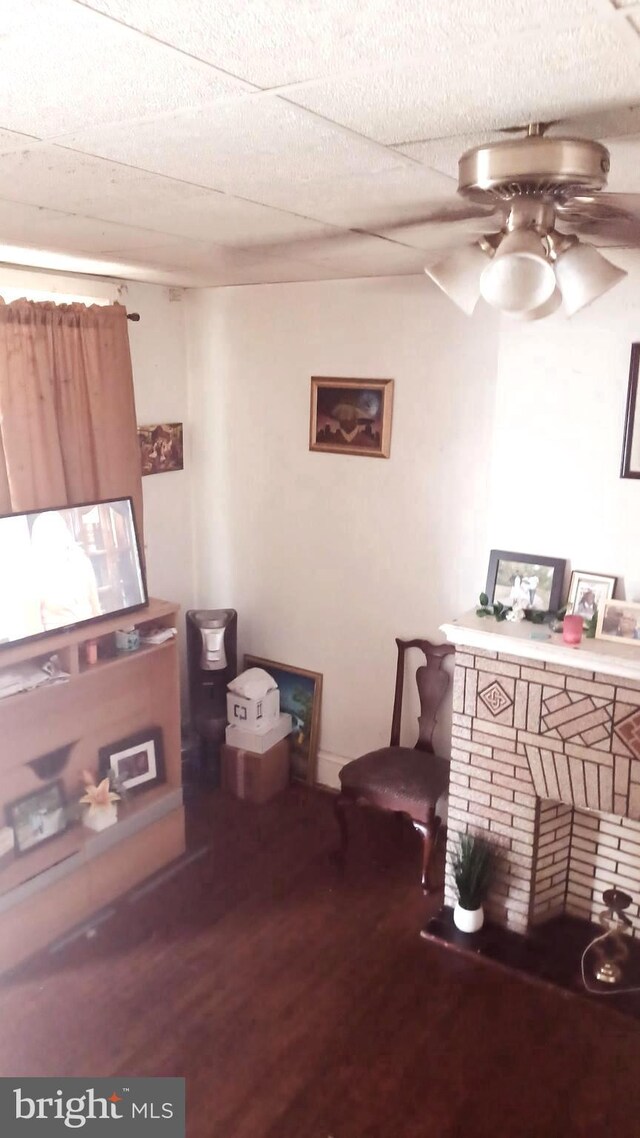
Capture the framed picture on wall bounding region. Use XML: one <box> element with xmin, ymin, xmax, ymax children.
<box><xmin>138</xmin><ymin>423</ymin><xmax>184</xmax><ymax>476</ymax></box>
<box><xmin>620</xmin><ymin>343</ymin><xmax>640</xmax><ymax>479</ymax></box>
<box><xmin>243</xmin><ymin>655</ymin><xmax>322</xmax><ymax>784</ymax></box>
<box><xmin>309</xmin><ymin>377</ymin><xmax>394</xmax><ymax>458</ymax></box>
<box><xmin>485</xmin><ymin>550</ymin><xmax>566</xmax><ymax>615</ymax></box>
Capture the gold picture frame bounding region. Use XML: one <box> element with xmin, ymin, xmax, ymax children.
<box><xmin>309</xmin><ymin>377</ymin><xmax>393</xmax><ymax>458</ymax></box>
<box><xmin>596</xmin><ymin>599</ymin><xmax>640</xmax><ymax>646</ymax></box>
<box><xmin>243</xmin><ymin>655</ymin><xmax>322</xmax><ymax>784</ymax></box>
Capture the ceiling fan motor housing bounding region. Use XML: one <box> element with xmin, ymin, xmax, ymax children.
<box><xmin>458</xmin><ymin>137</ymin><xmax>610</xmax><ymax>204</ymax></box>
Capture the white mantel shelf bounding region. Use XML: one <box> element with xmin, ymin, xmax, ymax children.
<box><xmin>440</xmin><ymin>610</ymin><xmax>640</xmax><ymax>683</ymax></box>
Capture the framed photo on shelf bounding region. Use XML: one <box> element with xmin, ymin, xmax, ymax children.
<box><xmin>485</xmin><ymin>550</ymin><xmax>566</xmax><ymax>615</ymax></box>
<box><xmin>99</xmin><ymin>726</ymin><xmax>165</xmax><ymax>794</ymax></box>
<box><xmin>596</xmin><ymin>599</ymin><xmax>640</xmax><ymax>646</ymax></box>
<box><xmin>6</xmin><ymin>780</ymin><xmax>68</xmax><ymax>856</ymax></box>
<box><xmin>567</xmin><ymin>570</ymin><xmax>617</xmax><ymax>626</ymax></box>
<box><xmin>309</xmin><ymin>377</ymin><xmax>394</xmax><ymax>458</ymax></box>
<box><xmin>243</xmin><ymin>655</ymin><xmax>322</xmax><ymax>785</ymax></box>
<box><xmin>620</xmin><ymin>343</ymin><xmax>640</xmax><ymax>479</ymax></box>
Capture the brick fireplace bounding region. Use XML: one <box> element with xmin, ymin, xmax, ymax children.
<box><xmin>441</xmin><ymin>614</ymin><xmax>640</xmax><ymax>937</ymax></box>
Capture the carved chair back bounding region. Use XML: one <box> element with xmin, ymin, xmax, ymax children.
<box><xmin>389</xmin><ymin>638</ymin><xmax>455</xmax><ymax>754</ymax></box>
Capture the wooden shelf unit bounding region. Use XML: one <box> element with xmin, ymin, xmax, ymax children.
<box><xmin>0</xmin><ymin>597</ymin><xmax>185</xmax><ymax>973</ymax></box>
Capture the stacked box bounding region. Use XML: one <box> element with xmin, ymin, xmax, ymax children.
<box><xmin>220</xmin><ymin>738</ymin><xmax>290</xmax><ymax>804</ymax></box>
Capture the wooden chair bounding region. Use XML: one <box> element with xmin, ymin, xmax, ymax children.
<box><xmin>335</xmin><ymin>638</ymin><xmax>454</xmax><ymax>892</ymax></box>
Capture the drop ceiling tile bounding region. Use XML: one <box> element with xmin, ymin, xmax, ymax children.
<box><xmin>237</xmin><ymin>164</ymin><xmax>457</xmax><ymax>228</ymax></box>
<box><xmin>86</xmin><ymin>190</ymin><xmax>340</xmax><ymax>246</ymax></box>
<box><xmin>0</xmin><ymin>1</ymin><xmax>253</xmax><ymax>139</ymax></box>
<box><xmin>249</xmin><ymin>232</ymin><xmax>428</xmax><ymax>274</ymax></box>
<box><xmin>77</xmin><ymin>0</ymin><xmax>600</xmax><ymax>86</ymax></box>
<box><xmin>397</xmin><ymin>133</ymin><xmax>506</xmax><ymax>179</ymax></box>
<box><xmin>62</xmin><ymin>95</ymin><xmax>407</xmax><ymax>193</ymax></box>
<box><xmin>286</xmin><ymin>21</ymin><xmax>640</xmax><ymax>145</ymax></box>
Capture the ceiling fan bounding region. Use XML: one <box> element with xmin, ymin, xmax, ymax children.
<box><xmin>390</xmin><ymin>123</ymin><xmax>639</xmax><ymax>320</ymax></box>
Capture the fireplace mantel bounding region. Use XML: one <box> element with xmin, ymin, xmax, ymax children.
<box><xmin>441</xmin><ymin>609</ymin><xmax>640</xmax><ymax>683</ymax></box>
<box><xmin>440</xmin><ymin>610</ymin><xmax>640</xmax><ymax>938</ymax></box>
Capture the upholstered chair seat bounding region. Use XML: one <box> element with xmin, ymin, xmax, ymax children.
<box><xmin>335</xmin><ymin>638</ymin><xmax>454</xmax><ymax>892</ymax></box>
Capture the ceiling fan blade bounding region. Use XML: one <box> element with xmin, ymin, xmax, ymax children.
<box><xmin>366</xmin><ymin>199</ymin><xmax>502</xmax><ymax>232</ymax></box>
<box><xmin>557</xmin><ymin>193</ymin><xmax>640</xmax><ymax>245</ymax></box>
<box><xmin>365</xmin><ymin>204</ymin><xmax>504</xmax><ymax>253</ymax></box>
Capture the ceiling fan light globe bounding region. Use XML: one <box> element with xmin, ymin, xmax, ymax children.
<box><xmin>505</xmin><ymin>287</ymin><xmax>562</xmax><ymax>321</ymax></box>
<box><xmin>423</xmin><ymin>243</ymin><xmax>489</xmax><ymax>315</ymax></box>
<box><xmin>554</xmin><ymin>243</ymin><xmax>627</xmax><ymax>317</ymax></box>
<box><xmin>479</xmin><ymin>229</ymin><xmax>556</xmax><ymax>313</ymax></box>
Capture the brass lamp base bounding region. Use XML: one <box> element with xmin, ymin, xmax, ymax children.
<box><xmin>595</xmin><ymin>960</ymin><xmax>622</xmax><ymax>985</ymax></box>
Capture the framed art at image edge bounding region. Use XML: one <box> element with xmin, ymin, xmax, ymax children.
<box><xmin>620</xmin><ymin>343</ymin><xmax>640</xmax><ymax>479</ymax></box>
<box><xmin>309</xmin><ymin>377</ymin><xmax>393</xmax><ymax>459</ymax></box>
<box><xmin>485</xmin><ymin>549</ymin><xmax>566</xmax><ymax>615</ymax></box>
<box><xmin>596</xmin><ymin>599</ymin><xmax>640</xmax><ymax>646</ymax></box>
<box><xmin>243</xmin><ymin>655</ymin><xmax>322</xmax><ymax>784</ymax></box>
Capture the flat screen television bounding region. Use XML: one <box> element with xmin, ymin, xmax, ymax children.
<box><xmin>0</xmin><ymin>496</ymin><xmax>148</xmax><ymax>650</ymax></box>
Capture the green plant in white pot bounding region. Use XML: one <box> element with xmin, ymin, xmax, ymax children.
<box><xmin>452</xmin><ymin>833</ymin><xmax>493</xmax><ymax>933</ymax></box>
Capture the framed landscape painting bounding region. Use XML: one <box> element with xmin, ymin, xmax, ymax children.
<box><xmin>309</xmin><ymin>377</ymin><xmax>393</xmax><ymax>458</ymax></box>
<box><xmin>244</xmin><ymin>655</ymin><xmax>322</xmax><ymax>784</ymax></box>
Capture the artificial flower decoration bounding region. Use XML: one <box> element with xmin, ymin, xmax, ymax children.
<box><xmin>79</xmin><ymin>770</ymin><xmax>120</xmax><ymax>815</ymax></box>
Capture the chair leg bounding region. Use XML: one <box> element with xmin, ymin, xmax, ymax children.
<box><xmin>412</xmin><ymin>810</ymin><xmax>441</xmax><ymax>894</ymax></box>
<box><xmin>332</xmin><ymin>793</ymin><xmax>350</xmax><ymax>867</ymax></box>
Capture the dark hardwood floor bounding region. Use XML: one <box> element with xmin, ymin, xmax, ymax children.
<box><xmin>1</xmin><ymin>786</ymin><xmax>639</xmax><ymax>1137</ymax></box>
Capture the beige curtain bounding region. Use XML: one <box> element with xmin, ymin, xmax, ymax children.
<box><xmin>0</xmin><ymin>300</ymin><xmax>142</xmax><ymax>537</ymax></box>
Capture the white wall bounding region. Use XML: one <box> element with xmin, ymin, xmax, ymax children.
<box><xmin>488</xmin><ymin>249</ymin><xmax>640</xmax><ymax>601</ymax></box>
<box><xmin>186</xmin><ymin>277</ymin><xmax>501</xmax><ymax>784</ymax></box>
<box><xmin>0</xmin><ymin>268</ymin><xmax>195</xmax><ymax>679</ymax></box>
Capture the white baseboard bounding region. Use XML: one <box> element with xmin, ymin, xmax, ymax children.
<box><xmin>315</xmin><ymin>748</ymin><xmax>347</xmax><ymax>790</ymax></box>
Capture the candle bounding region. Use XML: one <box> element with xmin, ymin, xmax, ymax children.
<box><xmin>563</xmin><ymin>614</ymin><xmax>583</xmax><ymax>646</ymax></box>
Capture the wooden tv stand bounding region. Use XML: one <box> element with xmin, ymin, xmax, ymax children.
<box><xmin>0</xmin><ymin>598</ymin><xmax>185</xmax><ymax>973</ymax></box>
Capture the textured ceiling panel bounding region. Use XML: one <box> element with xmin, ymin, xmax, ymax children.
<box><xmin>0</xmin><ymin>1</ymin><xmax>253</xmax><ymax>138</ymax></box>
<box><xmin>61</xmin><ymin>96</ymin><xmax>407</xmax><ymax>192</ymax></box>
<box><xmin>0</xmin><ymin>145</ymin><xmax>342</xmax><ymax>244</ymax></box>
<box><xmin>226</xmin><ymin>165</ymin><xmax>457</xmax><ymax>227</ymax></box>
<box><xmin>287</xmin><ymin>22</ymin><xmax>640</xmax><ymax>144</ymax></box>
<box><xmin>0</xmin><ymin>199</ymin><xmax>205</xmax><ymax>253</ymax></box>
<box><xmin>76</xmin><ymin>0</ymin><xmax>600</xmax><ymax>87</ymax></box>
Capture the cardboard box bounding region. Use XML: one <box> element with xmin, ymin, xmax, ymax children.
<box><xmin>225</xmin><ymin>712</ymin><xmax>292</xmax><ymax>754</ymax></box>
<box><xmin>226</xmin><ymin>687</ymin><xmax>279</xmax><ymax>729</ymax></box>
<box><xmin>220</xmin><ymin>738</ymin><xmax>290</xmax><ymax>804</ymax></box>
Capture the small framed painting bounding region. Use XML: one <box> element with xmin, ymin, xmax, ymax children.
<box><xmin>567</xmin><ymin>570</ymin><xmax>617</xmax><ymax>626</ymax></box>
<box><xmin>596</xmin><ymin>599</ymin><xmax>640</xmax><ymax>645</ymax></box>
<box><xmin>244</xmin><ymin>655</ymin><xmax>322</xmax><ymax>784</ymax></box>
<box><xmin>6</xmin><ymin>780</ymin><xmax>68</xmax><ymax>856</ymax></box>
<box><xmin>309</xmin><ymin>377</ymin><xmax>393</xmax><ymax>458</ymax></box>
<box><xmin>485</xmin><ymin>550</ymin><xmax>566</xmax><ymax>615</ymax></box>
<box><xmin>620</xmin><ymin>343</ymin><xmax>640</xmax><ymax>479</ymax></box>
<box><xmin>99</xmin><ymin>727</ymin><xmax>165</xmax><ymax>794</ymax></box>
<box><xmin>138</xmin><ymin>423</ymin><xmax>184</xmax><ymax>476</ymax></box>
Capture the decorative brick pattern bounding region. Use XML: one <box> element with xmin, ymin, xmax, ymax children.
<box><xmin>478</xmin><ymin>679</ymin><xmax>513</xmax><ymax>719</ymax></box>
<box><xmin>614</xmin><ymin>706</ymin><xmax>640</xmax><ymax>760</ymax></box>
<box><xmin>445</xmin><ymin>645</ymin><xmax>640</xmax><ymax>937</ymax></box>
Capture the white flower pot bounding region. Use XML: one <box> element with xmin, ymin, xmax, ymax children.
<box><xmin>453</xmin><ymin>901</ymin><xmax>484</xmax><ymax>933</ymax></box>
<box><xmin>82</xmin><ymin>803</ymin><xmax>118</xmax><ymax>832</ymax></box>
